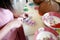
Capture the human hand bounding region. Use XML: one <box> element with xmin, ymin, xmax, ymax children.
<box><xmin>5</xmin><ymin>18</ymin><xmax>22</xmax><ymax>29</ymax></box>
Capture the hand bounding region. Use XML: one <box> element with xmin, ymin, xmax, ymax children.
<box><xmin>5</xmin><ymin>18</ymin><xmax>22</xmax><ymax>29</ymax></box>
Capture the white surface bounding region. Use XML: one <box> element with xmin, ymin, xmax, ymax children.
<box><xmin>28</xmin><ymin>35</ymin><xmax>34</xmax><ymax>40</ymax></box>
<box><xmin>36</xmin><ymin>31</ymin><xmax>57</xmax><ymax>40</ymax></box>
<box><xmin>23</xmin><ymin>3</ymin><xmax>45</xmax><ymax>36</ymax></box>
<box><xmin>28</xmin><ymin>0</ymin><xmax>33</xmax><ymax>3</ymax></box>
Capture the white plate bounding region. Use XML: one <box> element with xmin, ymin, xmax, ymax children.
<box><xmin>42</xmin><ymin>12</ymin><xmax>60</xmax><ymax>29</ymax></box>
<box><xmin>34</xmin><ymin>27</ymin><xmax>59</xmax><ymax>40</ymax></box>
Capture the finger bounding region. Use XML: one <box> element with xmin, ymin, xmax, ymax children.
<box><xmin>21</xmin><ymin>13</ymin><xmax>29</xmax><ymax>18</ymax></box>
<box><xmin>17</xmin><ymin>17</ymin><xmax>23</xmax><ymax>22</ymax></box>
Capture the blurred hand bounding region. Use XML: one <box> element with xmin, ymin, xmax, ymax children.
<box><xmin>5</xmin><ymin>17</ymin><xmax>23</xmax><ymax>29</ymax></box>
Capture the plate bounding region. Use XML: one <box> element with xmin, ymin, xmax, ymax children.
<box><xmin>34</xmin><ymin>27</ymin><xmax>59</xmax><ymax>40</ymax></box>
<box><xmin>42</xmin><ymin>12</ymin><xmax>60</xmax><ymax>29</ymax></box>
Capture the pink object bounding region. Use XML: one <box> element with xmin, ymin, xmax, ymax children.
<box><xmin>0</xmin><ymin>8</ymin><xmax>16</xmax><ymax>40</ymax></box>
<box><xmin>0</xmin><ymin>8</ymin><xmax>14</xmax><ymax>27</ymax></box>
